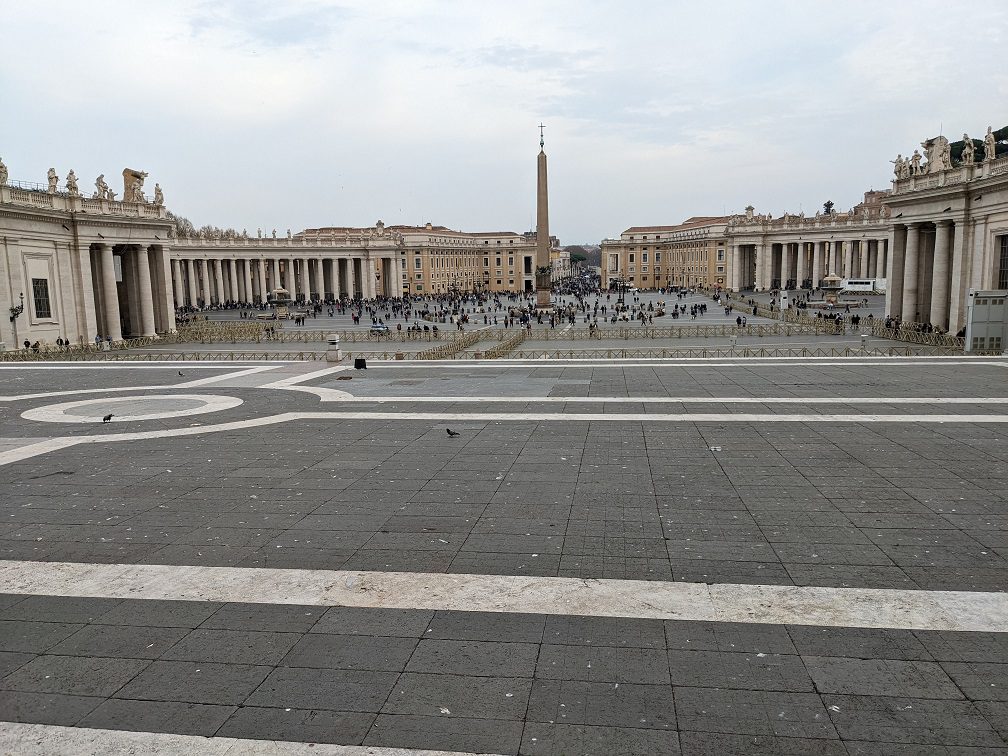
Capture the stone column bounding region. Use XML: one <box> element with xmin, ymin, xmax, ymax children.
<box><xmin>269</xmin><ymin>259</ymin><xmax>278</xmax><ymax>293</ymax></box>
<box><xmin>315</xmin><ymin>257</ymin><xmax>325</xmax><ymax>301</ymax></box>
<box><xmin>796</xmin><ymin>242</ymin><xmax>807</xmax><ymax>289</ymax></box>
<box><xmin>228</xmin><ymin>259</ymin><xmax>238</xmax><ymax>302</ymax></box>
<box><xmin>186</xmin><ymin>260</ymin><xmax>198</xmax><ymax>307</ymax></box>
<box><xmin>885</xmin><ymin>228</ymin><xmax>904</xmax><ymax>318</ymax></box>
<box><xmin>843</xmin><ymin>241</ymin><xmax>853</xmax><ymax>278</ymax></box>
<box><xmin>155</xmin><ymin>246</ymin><xmax>176</xmax><ymax>333</ymax></box>
<box><xmin>948</xmin><ymin>221</ymin><xmax>968</xmax><ymax>334</ymax></box>
<box><xmin>97</xmin><ymin>244</ymin><xmax>122</xmax><ymax>341</ymax></box>
<box><xmin>211</xmin><ymin>259</ymin><xmax>223</xmax><ymax>304</ymax></box>
<box><xmin>287</xmin><ymin>258</ymin><xmax>298</xmax><ymax>300</ymax></box>
<box><xmin>868</xmin><ymin>241</ymin><xmax>878</xmax><ymax>279</ymax></box>
<box><xmin>134</xmin><ymin>246</ymin><xmax>157</xmax><ymax>337</ymax></box>
<box><xmin>754</xmin><ymin>244</ymin><xmax>764</xmax><ymax>290</ymax></box>
<box><xmin>198</xmin><ymin>259</ymin><xmax>210</xmax><ymax>306</ymax></box>
<box><xmin>929</xmin><ymin>221</ymin><xmax>953</xmax><ymax>331</ymax></box>
<box><xmin>335</xmin><ymin>259</ymin><xmax>344</xmax><ymax>299</ymax></box>
<box><xmin>171</xmin><ymin>260</ymin><xmax>184</xmax><ymax>308</ymax></box>
<box><xmin>879</xmin><ymin>239</ymin><xmax>888</xmax><ymax>278</ymax></box>
<box><xmin>901</xmin><ymin>224</ymin><xmax>921</xmax><ymax>322</ymax></box>
<box><xmin>243</xmin><ymin>260</ymin><xmax>253</xmax><ymax>304</ymax></box>
<box><xmin>811</xmin><ymin>242</ymin><xmax>822</xmax><ymax>286</ymax></box>
<box><xmin>730</xmin><ymin>246</ymin><xmax>741</xmax><ymax>291</ymax></box>
<box><xmin>258</xmin><ymin>260</ymin><xmax>267</xmax><ymax>304</ymax></box>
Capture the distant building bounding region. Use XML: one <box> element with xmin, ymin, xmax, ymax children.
<box><xmin>601</xmin><ymin>217</ymin><xmax>729</xmax><ymax>290</ymax></box>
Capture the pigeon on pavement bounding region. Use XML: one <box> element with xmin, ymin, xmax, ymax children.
<box><xmin>446</xmin><ymin>428</ymin><xmax>460</xmax><ymax>437</ymax></box>
<box><xmin>102</xmin><ymin>413</ymin><xmax>113</xmax><ymax>424</ymax></box>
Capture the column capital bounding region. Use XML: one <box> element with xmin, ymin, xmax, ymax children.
<box><xmin>935</xmin><ymin>219</ymin><xmax>954</xmax><ymax>228</ymax></box>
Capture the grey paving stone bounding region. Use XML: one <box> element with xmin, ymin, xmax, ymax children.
<box><xmin>823</xmin><ymin>694</ymin><xmax>1004</xmax><ymax>747</ymax></box>
<box><xmin>310</xmin><ymin>606</ymin><xmax>434</xmax><ymax>637</ymax></box>
<box><xmin>77</xmin><ymin>699</ymin><xmax>237</xmax><ymax>737</ymax></box>
<box><xmin>536</xmin><ymin>644</ymin><xmax>670</xmax><ymax>685</ymax></box>
<box><xmin>364</xmin><ymin>713</ymin><xmax>524</xmax><ymax>754</ymax></box>
<box><xmin>115</xmin><ymin>660</ymin><xmax>272</xmax><ymax>705</ymax></box>
<box><xmin>1</xmin><ymin>654</ymin><xmax>150</xmax><ymax>697</ymax></box>
<box><xmin>676</xmin><ymin>730</ymin><xmax>846</xmax><ymax>755</ymax></box>
<box><xmin>526</xmin><ymin>679</ymin><xmax>674</xmax><ymax>729</ymax></box>
<box><xmin>668</xmin><ymin>649</ymin><xmax>813</xmax><ymax>691</ymax></box>
<box><xmin>425</xmin><ymin>610</ymin><xmax>546</xmax><ymax>643</ymax></box>
<box><xmin>281</xmin><ymin>633</ymin><xmax>417</xmax><ymax>671</ymax></box>
<box><xmin>787</xmin><ymin>625</ymin><xmax>933</xmax><ymax>661</ymax></box>
<box><xmin>0</xmin><ymin>690</ymin><xmax>103</xmax><ymax>725</ymax></box>
<box><xmin>201</xmin><ymin>601</ymin><xmax>323</xmax><ymax>632</ymax></box>
<box><xmin>941</xmin><ymin>661</ymin><xmax>1008</xmax><ymax>702</ymax></box>
<box><xmin>543</xmin><ymin>615</ymin><xmax>667</xmax><ymax>649</ymax></box>
<box><xmin>913</xmin><ymin>631</ymin><xmax>1008</xmax><ymax>662</ymax></box>
<box><xmin>0</xmin><ymin>595</ymin><xmax>122</xmax><ymax>624</ymax></box>
<box><xmin>160</xmin><ymin>628</ymin><xmax>302</xmax><ymax>665</ymax></box>
<box><xmin>804</xmin><ymin>657</ymin><xmax>964</xmax><ymax>699</ymax></box>
<box><xmin>216</xmin><ymin>706</ymin><xmax>374</xmax><ymax>744</ymax></box>
<box><xmin>92</xmin><ymin>598</ymin><xmax>222</xmax><ymax>628</ymax></box>
<box><xmin>0</xmin><ymin>651</ymin><xmax>34</xmax><ymax>677</ymax></box>
<box><xmin>406</xmin><ymin>639</ymin><xmax>539</xmax><ymax>677</ymax></box>
<box><xmin>674</xmin><ymin>687</ymin><xmax>837</xmax><ymax>738</ymax></box>
<box><xmin>0</xmin><ymin>620</ymin><xmax>83</xmax><ymax>653</ymax></box>
<box><xmin>49</xmin><ymin>624</ymin><xmax>188</xmax><ymax>659</ymax></box>
<box><xmin>519</xmin><ymin>722</ymin><xmax>680</xmax><ymax>755</ymax></box>
<box><xmin>383</xmin><ymin>672</ymin><xmax>532</xmax><ymax>721</ymax></box>
<box><xmin>246</xmin><ymin>666</ymin><xmax>399</xmax><ymax>712</ymax></box>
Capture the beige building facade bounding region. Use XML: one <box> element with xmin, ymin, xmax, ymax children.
<box><xmin>601</xmin><ymin>217</ymin><xmax>729</xmax><ymax>290</ymax></box>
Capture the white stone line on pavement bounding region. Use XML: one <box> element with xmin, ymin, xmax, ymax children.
<box><xmin>0</xmin><ymin>437</ymin><xmax>80</xmax><ymax>466</ymax></box>
<box><xmin>331</xmin><ymin>395</ymin><xmax>1008</xmax><ymax>405</ymax></box>
<box><xmin>0</xmin><ymin>363</ymin><xmax>275</xmax><ymax>369</ymax></box>
<box><xmin>258</xmin><ymin>365</ymin><xmax>354</xmax><ymax>401</ymax></box>
<box><xmin>21</xmin><ymin>394</ymin><xmax>245</xmax><ymax>424</ymax></box>
<box><xmin>2</xmin><ymin>560</ymin><xmax>1006</xmax><ymax>632</ymax></box>
<box><xmin>0</xmin><ymin>366</ymin><xmax>279</xmax><ymax>402</ymax></box>
<box><xmin>4</xmin><ymin>409</ymin><xmax>1008</xmax><ymax>466</ymax></box>
<box><xmin>175</xmin><ymin>365</ymin><xmax>278</xmax><ymax>388</ymax></box>
<box><xmin>336</xmin><ymin>358</ymin><xmax>1008</xmax><ymax>367</ymax></box>
<box><xmin>0</xmin><ymin>723</ymin><xmax>495</xmax><ymax>756</ymax></box>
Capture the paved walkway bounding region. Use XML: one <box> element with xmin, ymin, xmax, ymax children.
<box><xmin>0</xmin><ymin>357</ymin><xmax>1006</xmax><ymax>754</ymax></box>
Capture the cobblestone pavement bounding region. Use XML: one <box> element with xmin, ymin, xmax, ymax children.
<box><xmin>0</xmin><ymin>357</ymin><xmax>1006</xmax><ymax>754</ymax></box>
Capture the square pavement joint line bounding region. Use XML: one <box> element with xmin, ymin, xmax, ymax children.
<box><xmin>0</xmin><ymin>722</ymin><xmax>494</xmax><ymax>756</ymax></box>
<box><xmin>1</xmin><ymin>561</ymin><xmax>1006</xmax><ymax>633</ymax></box>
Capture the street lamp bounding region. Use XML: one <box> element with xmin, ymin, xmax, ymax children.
<box><xmin>9</xmin><ymin>293</ymin><xmax>25</xmax><ymax>349</ymax></box>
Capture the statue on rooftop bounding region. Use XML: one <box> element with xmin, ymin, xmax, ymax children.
<box><xmin>961</xmin><ymin>134</ymin><xmax>975</xmax><ymax>165</ymax></box>
<box><xmin>0</xmin><ymin>157</ymin><xmax>8</xmax><ymax>186</ymax></box>
<box><xmin>47</xmin><ymin>168</ymin><xmax>58</xmax><ymax>193</ymax></box>
<box><xmin>984</xmin><ymin>126</ymin><xmax>996</xmax><ymax>162</ymax></box>
<box><xmin>153</xmin><ymin>183</ymin><xmax>164</xmax><ymax>206</ymax></box>
<box><xmin>910</xmin><ymin>150</ymin><xmax>922</xmax><ymax>175</ymax></box>
<box><xmin>65</xmin><ymin>170</ymin><xmax>79</xmax><ymax>196</ymax></box>
<box><xmin>94</xmin><ymin>174</ymin><xmax>109</xmax><ymax>199</ymax></box>
<box><xmin>890</xmin><ymin>154</ymin><xmax>907</xmax><ymax>178</ymax></box>
<box><xmin>823</xmin><ymin>200</ymin><xmax>834</xmax><ymax>215</ymax></box>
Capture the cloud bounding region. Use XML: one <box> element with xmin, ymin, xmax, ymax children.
<box><xmin>1</xmin><ymin>0</ymin><xmax>1005</xmax><ymax>243</ymax></box>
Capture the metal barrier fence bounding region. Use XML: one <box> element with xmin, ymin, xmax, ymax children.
<box><xmin>505</xmin><ymin>345</ymin><xmax>964</xmax><ymax>359</ymax></box>
<box><xmin>416</xmin><ymin>330</ymin><xmax>483</xmax><ymax>360</ymax></box>
<box><xmin>868</xmin><ymin>322</ymin><xmax>965</xmax><ymax>349</ymax></box>
<box><xmin>481</xmin><ymin>330</ymin><xmax>527</xmax><ymax>359</ymax></box>
<box><xmin>0</xmin><ymin>350</ymin><xmax>326</xmax><ymax>362</ymax></box>
<box><xmin>176</xmin><ymin>321</ymin><xmax>447</xmax><ymax>344</ymax></box>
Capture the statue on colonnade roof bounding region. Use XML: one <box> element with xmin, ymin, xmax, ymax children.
<box><xmin>910</xmin><ymin>150</ymin><xmax>922</xmax><ymax>175</ymax></box>
<box><xmin>65</xmin><ymin>170</ymin><xmax>79</xmax><ymax>196</ymax></box>
<box><xmin>961</xmin><ymin>134</ymin><xmax>975</xmax><ymax>165</ymax></box>
<box><xmin>47</xmin><ymin>168</ymin><xmax>58</xmax><ymax>193</ymax></box>
<box><xmin>984</xmin><ymin>126</ymin><xmax>996</xmax><ymax>161</ymax></box>
<box><xmin>153</xmin><ymin>183</ymin><xmax>164</xmax><ymax>206</ymax></box>
<box><xmin>0</xmin><ymin>157</ymin><xmax>8</xmax><ymax>185</ymax></box>
<box><xmin>94</xmin><ymin>174</ymin><xmax>109</xmax><ymax>199</ymax></box>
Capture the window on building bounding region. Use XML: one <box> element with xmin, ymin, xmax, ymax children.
<box><xmin>642</xmin><ymin>253</ymin><xmax>648</xmax><ymax>263</ymax></box>
<box><xmin>655</xmin><ymin>252</ymin><xmax>661</xmax><ymax>263</ymax></box>
<box><xmin>31</xmin><ymin>278</ymin><xmax>51</xmax><ymax>318</ymax></box>
<box><xmin>717</xmin><ymin>250</ymin><xmax>724</xmax><ymax>261</ymax></box>
<box><xmin>1000</xmin><ymin>235</ymin><xmax>1008</xmax><ymax>289</ymax></box>
<box><xmin>415</xmin><ymin>273</ymin><xmax>423</xmax><ymax>280</ymax></box>
<box><xmin>508</xmin><ymin>257</ymin><xmax>513</xmax><ymax>266</ymax></box>
<box><xmin>629</xmin><ymin>253</ymin><xmax>635</xmax><ymax>263</ymax></box>
<box><xmin>414</xmin><ymin>258</ymin><xmax>422</xmax><ymax>269</ymax></box>
<box><xmin>642</xmin><ymin>265</ymin><xmax>648</xmax><ymax>272</ymax></box>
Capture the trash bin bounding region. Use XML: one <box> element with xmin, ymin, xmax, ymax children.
<box><xmin>354</xmin><ymin>358</ymin><xmax>367</xmax><ymax>369</ymax></box>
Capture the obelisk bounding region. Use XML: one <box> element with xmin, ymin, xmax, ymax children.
<box><xmin>535</xmin><ymin>124</ymin><xmax>552</xmax><ymax>309</ymax></box>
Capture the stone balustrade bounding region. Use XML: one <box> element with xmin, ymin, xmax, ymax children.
<box><xmin>890</xmin><ymin>155</ymin><xmax>1008</xmax><ymax>195</ymax></box>
<box><xmin>0</xmin><ymin>184</ymin><xmax>168</xmax><ymax>219</ymax></box>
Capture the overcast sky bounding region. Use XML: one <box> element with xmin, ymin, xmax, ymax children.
<box><xmin>2</xmin><ymin>1</ymin><xmax>1006</xmax><ymax>243</ymax></box>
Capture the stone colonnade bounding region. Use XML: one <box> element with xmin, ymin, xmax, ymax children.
<box><xmin>167</xmin><ymin>253</ymin><xmax>405</xmax><ymax>308</ymax></box>
<box><xmin>729</xmin><ymin>237</ymin><xmax>889</xmax><ymax>292</ymax></box>
<box><xmin>89</xmin><ymin>242</ymin><xmax>174</xmax><ymax>341</ymax></box>
<box><xmin>886</xmin><ymin>220</ymin><xmax>962</xmax><ymax>332</ymax></box>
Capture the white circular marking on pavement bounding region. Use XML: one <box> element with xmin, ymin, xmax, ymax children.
<box><xmin>22</xmin><ymin>394</ymin><xmax>244</xmax><ymax>424</ymax></box>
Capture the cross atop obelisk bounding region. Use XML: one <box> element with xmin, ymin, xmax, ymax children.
<box><xmin>535</xmin><ymin>124</ymin><xmax>551</xmax><ymax>309</ymax></box>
